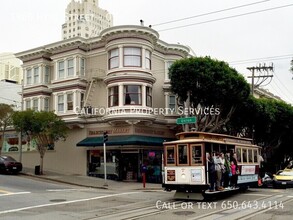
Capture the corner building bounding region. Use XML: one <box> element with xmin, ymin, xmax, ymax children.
<box><xmin>16</xmin><ymin>25</ymin><xmax>190</xmax><ymax>182</ymax></box>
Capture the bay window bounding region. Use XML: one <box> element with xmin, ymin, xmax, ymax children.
<box><xmin>58</xmin><ymin>61</ymin><xmax>65</xmax><ymax>78</ymax></box>
<box><xmin>67</xmin><ymin>93</ymin><xmax>73</xmax><ymax>110</ymax></box>
<box><xmin>67</xmin><ymin>59</ymin><xmax>74</xmax><ymax>76</ymax></box>
<box><xmin>57</xmin><ymin>95</ymin><xmax>64</xmax><ymax>112</ymax></box>
<box><xmin>145</xmin><ymin>50</ymin><xmax>151</xmax><ymax>69</ymax></box>
<box><xmin>124</xmin><ymin>47</ymin><xmax>141</xmax><ymax>67</ymax></box>
<box><xmin>80</xmin><ymin>58</ymin><xmax>85</xmax><ymax>75</ymax></box>
<box><xmin>124</xmin><ymin>85</ymin><xmax>141</xmax><ymax>105</ymax></box>
<box><xmin>146</xmin><ymin>86</ymin><xmax>152</xmax><ymax>107</ymax></box>
<box><xmin>33</xmin><ymin>67</ymin><xmax>39</xmax><ymax>83</ymax></box>
<box><xmin>44</xmin><ymin>66</ymin><xmax>50</xmax><ymax>83</ymax></box>
<box><xmin>26</xmin><ymin>69</ymin><xmax>32</xmax><ymax>85</ymax></box>
<box><xmin>109</xmin><ymin>48</ymin><xmax>119</xmax><ymax>69</ymax></box>
<box><xmin>44</xmin><ymin>98</ymin><xmax>49</xmax><ymax>112</ymax></box>
<box><xmin>33</xmin><ymin>99</ymin><xmax>38</xmax><ymax>111</ymax></box>
<box><xmin>108</xmin><ymin>86</ymin><xmax>119</xmax><ymax>107</ymax></box>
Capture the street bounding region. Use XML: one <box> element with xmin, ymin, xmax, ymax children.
<box><xmin>1</xmin><ymin>174</ymin><xmax>293</xmax><ymax>220</ymax></box>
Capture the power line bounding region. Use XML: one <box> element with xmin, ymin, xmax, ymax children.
<box><xmin>157</xmin><ymin>3</ymin><xmax>293</xmax><ymax>32</ymax></box>
<box><xmin>229</xmin><ymin>54</ymin><xmax>293</xmax><ymax>65</ymax></box>
<box><xmin>152</xmin><ymin>0</ymin><xmax>270</xmax><ymax>27</ymax></box>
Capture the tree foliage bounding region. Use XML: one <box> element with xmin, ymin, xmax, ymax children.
<box><xmin>12</xmin><ymin>110</ymin><xmax>68</xmax><ymax>174</ymax></box>
<box><xmin>169</xmin><ymin>56</ymin><xmax>250</xmax><ymax>132</ymax></box>
<box><xmin>0</xmin><ymin>104</ymin><xmax>14</xmax><ymax>154</ymax></box>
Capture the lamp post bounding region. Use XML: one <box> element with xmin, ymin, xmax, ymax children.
<box><xmin>18</xmin><ymin>79</ymin><xmax>24</xmax><ymax>162</ymax></box>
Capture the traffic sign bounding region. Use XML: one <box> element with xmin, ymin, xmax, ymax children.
<box><xmin>176</xmin><ymin>117</ymin><xmax>196</xmax><ymax>124</ymax></box>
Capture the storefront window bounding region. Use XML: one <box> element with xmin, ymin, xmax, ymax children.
<box><xmin>142</xmin><ymin>150</ymin><xmax>162</xmax><ymax>183</ymax></box>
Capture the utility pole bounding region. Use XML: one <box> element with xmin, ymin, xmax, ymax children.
<box><xmin>247</xmin><ymin>63</ymin><xmax>274</xmax><ymax>96</ymax></box>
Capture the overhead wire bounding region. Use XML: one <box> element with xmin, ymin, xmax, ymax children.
<box><xmin>157</xmin><ymin>3</ymin><xmax>293</xmax><ymax>32</ymax></box>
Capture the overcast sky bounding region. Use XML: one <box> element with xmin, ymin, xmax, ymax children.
<box><xmin>1</xmin><ymin>0</ymin><xmax>292</xmax><ymax>104</ymax></box>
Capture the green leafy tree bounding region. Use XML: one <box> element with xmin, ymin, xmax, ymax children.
<box><xmin>169</xmin><ymin>56</ymin><xmax>250</xmax><ymax>132</ymax></box>
<box><xmin>12</xmin><ymin>110</ymin><xmax>68</xmax><ymax>174</ymax></box>
<box><xmin>0</xmin><ymin>104</ymin><xmax>14</xmax><ymax>154</ymax></box>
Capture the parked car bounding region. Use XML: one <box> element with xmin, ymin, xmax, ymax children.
<box><xmin>273</xmin><ymin>168</ymin><xmax>293</xmax><ymax>188</ymax></box>
<box><xmin>0</xmin><ymin>155</ymin><xmax>22</xmax><ymax>174</ymax></box>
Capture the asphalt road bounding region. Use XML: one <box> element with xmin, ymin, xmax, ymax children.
<box><xmin>1</xmin><ymin>174</ymin><xmax>293</xmax><ymax>220</ymax></box>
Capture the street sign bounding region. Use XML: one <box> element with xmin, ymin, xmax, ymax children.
<box><xmin>176</xmin><ymin>117</ymin><xmax>196</xmax><ymax>124</ymax></box>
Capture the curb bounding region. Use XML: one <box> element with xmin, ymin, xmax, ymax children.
<box><xmin>20</xmin><ymin>172</ymin><xmax>109</xmax><ymax>190</ymax></box>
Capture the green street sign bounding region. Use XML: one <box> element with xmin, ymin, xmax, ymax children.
<box><xmin>176</xmin><ymin>117</ymin><xmax>196</xmax><ymax>125</ymax></box>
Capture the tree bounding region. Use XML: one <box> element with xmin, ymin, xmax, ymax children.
<box><xmin>0</xmin><ymin>104</ymin><xmax>14</xmax><ymax>154</ymax></box>
<box><xmin>12</xmin><ymin>110</ymin><xmax>68</xmax><ymax>174</ymax></box>
<box><xmin>169</xmin><ymin>56</ymin><xmax>250</xmax><ymax>132</ymax></box>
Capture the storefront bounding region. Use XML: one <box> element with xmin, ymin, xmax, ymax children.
<box><xmin>77</xmin><ymin>126</ymin><xmax>174</xmax><ymax>183</ymax></box>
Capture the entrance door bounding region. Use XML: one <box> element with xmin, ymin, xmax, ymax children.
<box><xmin>120</xmin><ymin>153</ymin><xmax>138</xmax><ymax>181</ymax></box>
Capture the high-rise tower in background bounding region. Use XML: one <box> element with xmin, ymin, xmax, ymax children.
<box><xmin>61</xmin><ymin>0</ymin><xmax>113</xmax><ymax>40</ymax></box>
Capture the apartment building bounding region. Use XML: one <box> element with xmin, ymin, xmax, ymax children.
<box><xmin>13</xmin><ymin>25</ymin><xmax>190</xmax><ymax>181</ymax></box>
<box><xmin>62</xmin><ymin>0</ymin><xmax>113</xmax><ymax>40</ymax></box>
<box><xmin>0</xmin><ymin>53</ymin><xmax>23</xmax><ymax>84</ymax></box>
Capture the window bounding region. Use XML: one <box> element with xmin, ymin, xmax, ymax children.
<box><xmin>67</xmin><ymin>93</ymin><xmax>73</xmax><ymax>110</ymax></box>
<box><xmin>253</xmin><ymin>149</ymin><xmax>258</xmax><ymax>163</ymax></box>
<box><xmin>248</xmin><ymin>149</ymin><xmax>253</xmax><ymax>163</ymax></box>
<box><xmin>44</xmin><ymin>66</ymin><xmax>50</xmax><ymax>83</ymax></box>
<box><xmin>178</xmin><ymin>145</ymin><xmax>188</xmax><ymax>165</ymax></box>
<box><xmin>80</xmin><ymin>58</ymin><xmax>85</xmax><ymax>75</ymax></box>
<box><xmin>26</xmin><ymin>69</ymin><xmax>32</xmax><ymax>85</ymax></box>
<box><xmin>169</xmin><ymin>95</ymin><xmax>176</xmax><ymax>110</ymax></box>
<box><xmin>236</xmin><ymin>148</ymin><xmax>241</xmax><ymax>163</ymax></box>
<box><xmin>124</xmin><ymin>85</ymin><xmax>141</xmax><ymax>105</ymax></box>
<box><xmin>80</xmin><ymin>93</ymin><xmax>85</xmax><ymax>108</ymax></box>
<box><xmin>33</xmin><ymin>99</ymin><xmax>38</xmax><ymax>111</ymax></box>
<box><xmin>166</xmin><ymin>146</ymin><xmax>175</xmax><ymax>164</ymax></box>
<box><xmin>58</xmin><ymin>95</ymin><xmax>64</xmax><ymax>112</ymax></box>
<box><xmin>191</xmin><ymin>145</ymin><xmax>202</xmax><ymax>164</ymax></box>
<box><xmin>25</xmin><ymin>100</ymin><xmax>31</xmax><ymax>110</ymax></box>
<box><xmin>124</xmin><ymin>47</ymin><xmax>141</xmax><ymax>67</ymax></box>
<box><xmin>58</xmin><ymin>61</ymin><xmax>65</xmax><ymax>78</ymax></box>
<box><xmin>33</xmin><ymin>67</ymin><xmax>39</xmax><ymax>83</ymax></box>
<box><xmin>67</xmin><ymin>59</ymin><xmax>74</xmax><ymax>76</ymax></box>
<box><xmin>166</xmin><ymin>61</ymin><xmax>174</xmax><ymax>80</ymax></box>
<box><xmin>146</xmin><ymin>87</ymin><xmax>152</xmax><ymax>107</ymax></box>
<box><xmin>145</xmin><ymin>50</ymin><xmax>151</xmax><ymax>69</ymax></box>
<box><xmin>242</xmin><ymin>148</ymin><xmax>248</xmax><ymax>163</ymax></box>
<box><xmin>44</xmin><ymin>98</ymin><xmax>49</xmax><ymax>111</ymax></box>
<box><xmin>108</xmin><ymin>86</ymin><xmax>119</xmax><ymax>107</ymax></box>
<box><xmin>109</xmin><ymin>48</ymin><xmax>119</xmax><ymax>69</ymax></box>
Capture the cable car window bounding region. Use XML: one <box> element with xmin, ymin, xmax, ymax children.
<box><xmin>166</xmin><ymin>146</ymin><xmax>175</xmax><ymax>164</ymax></box>
<box><xmin>236</xmin><ymin>148</ymin><xmax>241</xmax><ymax>163</ymax></box>
<box><xmin>248</xmin><ymin>149</ymin><xmax>253</xmax><ymax>163</ymax></box>
<box><xmin>253</xmin><ymin>149</ymin><xmax>258</xmax><ymax>163</ymax></box>
<box><xmin>178</xmin><ymin>144</ymin><xmax>188</xmax><ymax>165</ymax></box>
<box><xmin>191</xmin><ymin>145</ymin><xmax>202</xmax><ymax>164</ymax></box>
<box><xmin>242</xmin><ymin>148</ymin><xmax>248</xmax><ymax>163</ymax></box>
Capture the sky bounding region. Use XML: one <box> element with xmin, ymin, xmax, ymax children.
<box><xmin>0</xmin><ymin>0</ymin><xmax>292</xmax><ymax>104</ymax></box>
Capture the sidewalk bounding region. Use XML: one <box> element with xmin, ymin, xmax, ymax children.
<box><xmin>20</xmin><ymin>168</ymin><xmax>163</xmax><ymax>192</ymax></box>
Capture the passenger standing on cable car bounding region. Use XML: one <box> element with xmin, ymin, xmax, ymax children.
<box><xmin>206</xmin><ymin>152</ymin><xmax>216</xmax><ymax>192</ymax></box>
<box><xmin>213</xmin><ymin>152</ymin><xmax>224</xmax><ymax>191</ymax></box>
<box><xmin>230</xmin><ymin>152</ymin><xmax>239</xmax><ymax>188</ymax></box>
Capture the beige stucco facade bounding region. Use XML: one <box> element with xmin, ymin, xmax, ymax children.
<box><xmin>9</xmin><ymin>25</ymin><xmax>190</xmax><ymax>180</ymax></box>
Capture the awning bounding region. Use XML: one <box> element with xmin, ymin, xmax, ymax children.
<box><xmin>76</xmin><ymin>135</ymin><xmax>174</xmax><ymax>147</ymax></box>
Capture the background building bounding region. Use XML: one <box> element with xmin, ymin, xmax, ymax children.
<box><xmin>62</xmin><ymin>0</ymin><xmax>113</xmax><ymax>40</ymax></box>
<box><xmin>0</xmin><ymin>53</ymin><xmax>23</xmax><ymax>84</ymax></box>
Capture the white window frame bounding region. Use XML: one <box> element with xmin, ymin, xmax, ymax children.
<box><xmin>67</xmin><ymin>58</ymin><xmax>74</xmax><ymax>76</ymax></box>
<box><xmin>123</xmin><ymin>47</ymin><xmax>141</xmax><ymax>67</ymax></box>
<box><xmin>44</xmin><ymin>98</ymin><xmax>49</xmax><ymax>112</ymax></box>
<box><xmin>109</xmin><ymin>48</ymin><xmax>119</xmax><ymax>69</ymax></box>
<box><xmin>145</xmin><ymin>49</ymin><xmax>151</xmax><ymax>69</ymax></box>
<box><xmin>67</xmin><ymin>93</ymin><xmax>74</xmax><ymax>111</ymax></box>
<box><xmin>26</xmin><ymin>69</ymin><xmax>32</xmax><ymax>85</ymax></box>
<box><xmin>44</xmin><ymin>66</ymin><xmax>50</xmax><ymax>83</ymax></box>
<box><xmin>58</xmin><ymin>61</ymin><xmax>65</xmax><ymax>78</ymax></box>
<box><xmin>57</xmin><ymin>95</ymin><xmax>64</xmax><ymax>112</ymax></box>
<box><xmin>33</xmin><ymin>67</ymin><xmax>39</xmax><ymax>84</ymax></box>
<box><xmin>32</xmin><ymin>99</ymin><xmax>38</xmax><ymax>111</ymax></box>
<box><xmin>80</xmin><ymin>58</ymin><xmax>85</xmax><ymax>76</ymax></box>
<box><xmin>123</xmin><ymin>85</ymin><xmax>142</xmax><ymax>105</ymax></box>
